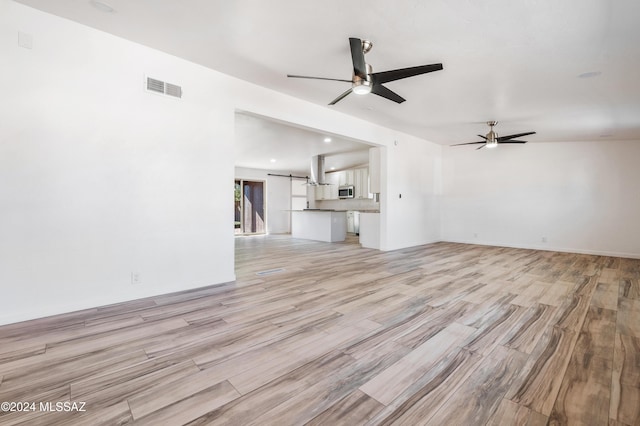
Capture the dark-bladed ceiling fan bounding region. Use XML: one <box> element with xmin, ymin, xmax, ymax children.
<box><xmin>287</xmin><ymin>37</ymin><xmax>443</xmax><ymax>105</ymax></box>
<box><xmin>451</xmin><ymin>121</ymin><xmax>536</xmax><ymax>149</ymax></box>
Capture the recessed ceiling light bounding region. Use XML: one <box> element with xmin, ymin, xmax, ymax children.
<box><xmin>578</xmin><ymin>71</ymin><xmax>601</xmax><ymax>79</ymax></box>
<box><xmin>90</xmin><ymin>0</ymin><xmax>115</xmax><ymax>13</ymax></box>
<box><xmin>323</xmin><ymin>137</ymin><xmax>332</xmax><ymax>143</ymax></box>
<box><xmin>270</xmin><ymin>158</ymin><xmax>276</xmax><ymax>163</ymax></box>
<box><xmin>330</xmin><ymin>166</ymin><xmax>336</xmax><ymax>170</ymax></box>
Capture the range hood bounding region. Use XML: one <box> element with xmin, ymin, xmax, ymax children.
<box><xmin>310</xmin><ymin>155</ymin><xmax>327</xmax><ymax>185</ymax></box>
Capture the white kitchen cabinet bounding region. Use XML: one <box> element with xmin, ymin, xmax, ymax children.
<box><xmin>369</xmin><ymin>147</ymin><xmax>381</xmax><ymax>194</ymax></box>
<box><xmin>353</xmin><ymin>167</ymin><xmax>371</xmax><ymax>199</ymax></box>
<box><xmin>325</xmin><ymin>172</ymin><xmax>339</xmax><ymax>186</ymax></box>
<box><xmin>315</xmin><ymin>184</ymin><xmax>335</xmax><ymax>200</ymax></box>
<box><xmin>331</xmin><ymin>168</ymin><xmax>371</xmax><ymax>199</ymax></box>
<box><xmin>314</xmin><ymin>172</ymin><xmax>339</xmax><ymax>200</ymax></box>
<box><xmin>354</xmin><ymin>168</ymin><xmax>363</xmax><ymax>198</ymax></box>
<box><xmin>292</xmin><ymin>210</ymin><xmax>347</xmax><ymax>242</ymax></box>
<box><xmin>325</xmin><ymin>172</ymin><xmax>339</xmax><ymax>200</ymax></box>
<box><xmin>339</xmin><ymin>170</ymin><xmax>354</xmax><ymax>186</ymax></box>
<box><xmin>314</xmin><ymin>185</ymin><xmax>339</xmax><ymax>201</ymax></box>
<box><xmin>327</xmin><ymin>184</ymin><xmax>338</xmax><ymax>200</ymax></box>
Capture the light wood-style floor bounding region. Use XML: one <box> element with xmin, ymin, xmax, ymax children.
<box><xmin>0</xmin><ymin>236</ymin><xmax>639</xmax><ymax>425</ymax></box>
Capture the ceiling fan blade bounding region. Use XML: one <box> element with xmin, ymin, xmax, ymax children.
<box><xmin>371</xmin><ymin>84</ymin><xmax>406</xmax><ymax>103</ymax></box>
<box><xmin>499</xmin><ymin>140</ymin><xmax>527</xmax><ymax>144</ymax></box>
<box><xmin>477</xmin><ymin>134</ymin><xmax>487</xmax><ymax>140</ymax></box>
<box><xmin>371</xmin><ymin>63</ymin><xmax>443</xmax><ymax>84</ymax></box>
<box><xmin>451</xmin><ymin>141</ymin><xmax>485</xmax><ymax>146</ymax></box>
<box><xmin>328</xmin><ymin>88</ymin><xmax>353</xmax><ymax>105</ymax></box>
<box><xmin>497</xmin><ymin>131</ymin><xmax>536</xmax><ymax>141</ymax></box>
<box><xmin>476</xmin><ymin>145</ymin><xmax>486</xmax><ymax>150</ymax></box>
<box><xmin>287</xmin><ymin>74</ymin><xmax>352</xmax><ymax>83</ymax></box>
<box><xmin>349</xmin><ymin>38</ymin><xmax>367</xmax><ymax>79</ymax></box>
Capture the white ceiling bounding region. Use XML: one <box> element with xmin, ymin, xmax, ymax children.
<box><xmin>235</xmin><ymin>113</ymin><xmax>371</xmax><ymax>175</ymax></box>
<box><xmin>16</xmin><ymin>0</ymin><xmax>640</xmax><ymax>150</ymax></box>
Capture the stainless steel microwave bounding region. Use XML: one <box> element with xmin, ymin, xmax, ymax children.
<box><xmin>338</xmin><ymin>185</ymin><xmax>354</xmax><ymax>199</ymax></box>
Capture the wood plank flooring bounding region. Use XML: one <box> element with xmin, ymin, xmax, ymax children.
<box><xmin>0</xmin><ymin>236</ymin><xmax>639</xmax><ymax>425</ymax></box>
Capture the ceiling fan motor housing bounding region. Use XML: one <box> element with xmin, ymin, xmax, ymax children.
<box><xmin>485</xmin><ymin>121</ymin><xmax>498</xmax><ymax>146</ymax></box>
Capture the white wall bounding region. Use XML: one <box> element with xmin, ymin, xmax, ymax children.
<box><xmin>441</xmin><ymin>140</ymin><xmax>640</xmax><ymax>258</ymax></box>
<box><xmin>0</xmin><ymin>1</ymin><xmax>237</xmax><ymax>325</ymax></box>
<box><xmin>1</xmin><ymin>1</ymin><xmax>442</xmax><ymax>324</ymax></box>
<box><xmin>381</xmin><ymin>138</ymin><xmax>442</xmax><ymax>251</ymax></box>
<box><xmin>234</xmin><ymin>167</ymin><xmax>292</xmax><ymax>234</ymax></box>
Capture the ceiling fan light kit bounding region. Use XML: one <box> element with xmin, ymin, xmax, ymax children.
<box><xmin>287</xmin><ymin>37</ymin><xmax>443</xmax><ymax>105</ymax></box>
<box><xmin>352</xmin><ymin>78</ymin><xmax>372</xmax><ymax>95</ymax></box>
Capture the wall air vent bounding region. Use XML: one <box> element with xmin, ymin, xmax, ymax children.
<box><xmin>164</xmin><ymin>83</ymin><xmax>182</xmax><ymax>98</ymax></box>
<box><xmin>146</xmin><ymin>77</ymin><xmax>164</xmax><ymax>94</ymax></box>
<box><xmin>145</xmin><ymin>76</ymin><xmax>182</xmax><ymax>99</ymax></box>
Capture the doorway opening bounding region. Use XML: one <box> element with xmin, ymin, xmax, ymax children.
<box><xmin>235</xmin><ymin>179</ymin><xmax>266</xmax><ymax>235</ymax></box>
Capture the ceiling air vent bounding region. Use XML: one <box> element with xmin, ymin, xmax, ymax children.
<box><xmin>145</xmin><ymin>76</ymin><xmax>182</xmax><ymax>99</ymax></box>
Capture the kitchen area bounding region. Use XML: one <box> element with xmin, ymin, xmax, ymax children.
<box><xmin>235</xmin><ymin>111</ymin><xmax>382</xmax><ymax>249</ymax></box>
<box><xmin>291</xmin><ymin>147</ymin><xmax>381</xmax><ymax>249</ymax></box>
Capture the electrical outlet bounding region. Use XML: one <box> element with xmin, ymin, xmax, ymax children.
<box><xmin>131</xmin><ymin>272</ymin><xmax>142</xmax><ymax>285</ymax></box>
<box><xmin>541</xmin><ymin>237</ymin><xmax>547</xmax><ymax>243</ymax></box>
<box><xmin>474</xmin><ymin>233</ymin><xmax>478</xmax><ymax>238</ymax></box>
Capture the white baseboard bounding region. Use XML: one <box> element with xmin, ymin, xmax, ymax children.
<box><xmin>441</xmin><ymin>238</ymin><xmax>640</xmax><ymax>259</ymax></box>
<box><xmin>380</xmin><ymin>238</ymin><xmax>442</xmax><ymax>252</ymax></box>
<box><xmin>0</xmin><ymin>277</ymin><xmax>236</xmax><ymax>327</ymax></box>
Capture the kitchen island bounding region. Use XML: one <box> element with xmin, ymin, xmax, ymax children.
<box><xmin>291</xmin><ymin>210</ymin><xmax>347</xmax><ymax>242</ymax></box>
